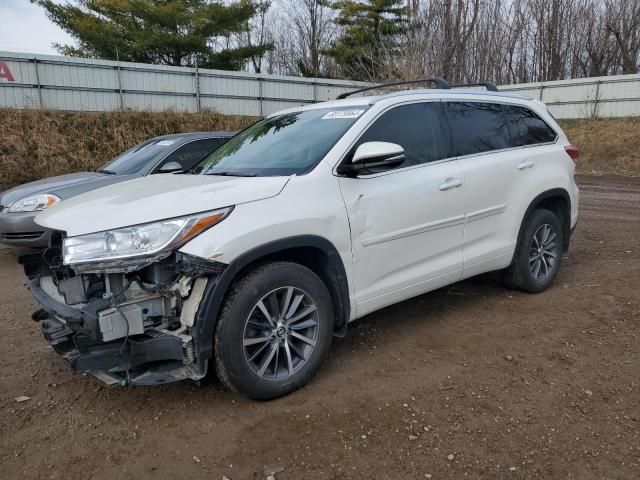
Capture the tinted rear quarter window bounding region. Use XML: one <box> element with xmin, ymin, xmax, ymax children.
<box><xmin>351</xmin><ymin>102</ymin><xmax>448</xmax><ymax>169</ymax></box>
<box><xmin>504</xmin><ymin>105</ymin><xmax>557</xmax><ymax>146</ymax></box>
<box><xmin>444</xmin><ymin>102</ymin><xmax>511</xmax><ymax>156</ymax></box>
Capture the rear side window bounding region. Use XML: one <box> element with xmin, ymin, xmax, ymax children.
<box><xmin>351</xmin><ymin>102</ymin><xmax>448</xmax><ymax>168</ymax></box>
<box><xmin>504</xmin><ymin>105</ymin><xmax>557</xmax><ymax>146</ymax></box>
<box><xmin>444</xmin><ymin>102</ymin><xmax>510</xmax><ymax>156</ymax></box>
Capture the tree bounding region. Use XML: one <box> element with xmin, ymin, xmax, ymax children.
<box><xmin>290</xmin><ymin>0</ymin><xmax>338</xmax><ymax>77</ymax></box>
<box><xmin>606</xmin><ymin>0</ymin><xmax>640</xmax><ymax>74</ymax></box>
<box><xmin>574</xmin><ymin>0</ymin><xmax>618</xmax><ymax>78</ymax></box>
<box><xmin>235</xmin><ymin>0</ymin><xmax>273</xmax><ymax>73</ymax></box>
<box><xmin>324</xmin><ymin>0</ymin><xmax>408</xmax><ymax>81</ymax></box>
<box><xmin>438</xmin><ymin>0</ymin><xmax>480</xmax><ymax>82</ymax></box>
<box><xmin>33</xmin><ymin>0</ymin><xmax>272</xmax><ymax>70</ymax></box>
<box><xmin>266</xmin><ymin>0</ymin><xmax>338</xmax><ymax>77</ymax></box>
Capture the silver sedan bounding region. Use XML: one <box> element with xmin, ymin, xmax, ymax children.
<box><xmin>0</xmin><ymin>131</ymin><xmax>234</xmax><ymax>248</ymax></box>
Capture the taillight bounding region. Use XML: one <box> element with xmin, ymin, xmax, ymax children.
<box><xmin>565</xmin><ymin>145</ymin><xmax>580</xmax><ymax>161</ymax></box>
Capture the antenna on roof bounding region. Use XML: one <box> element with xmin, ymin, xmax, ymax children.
<box><xmin>450</xmin><ymin>81</ymin><xmax>498</xmax><ymax>91</ymax></box>
<box><xmin>336</xmin><ymin>78</ymin><xmax>450</xmax><ymax>100</ymax></box>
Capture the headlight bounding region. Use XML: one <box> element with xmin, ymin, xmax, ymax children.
<box><xmin>62</xmin><ymin>207</ymin><xmax>232</xmax><ymax>265</ymax></box>
<box><xmin>7</xmin><ymin>194</ymin><xmax>60</xmax><ymax>213</ymax></box>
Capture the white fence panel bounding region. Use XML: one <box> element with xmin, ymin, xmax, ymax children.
<box><xmin>0</xmin><ymin>51</ymin><xmax>367</xmax><ymax>116</ymax></box>
<box><xmin>499</xmin><ymin>74</ymin><xmax>640</xmax><ymax>118</ymax></box>
<box><xmin>1</xmin><ymin>51</ymin><xmax>639</xmax><ymax>118</ymax></box>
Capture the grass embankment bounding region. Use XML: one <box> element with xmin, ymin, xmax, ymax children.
<box><xmin>0</xmin><ymin>110</ymin><xmax>638</xmax><ymax>190</ymax></box>
<box><xmin>561</xmin><ymin>117</ymin><xmax>640</xmax><ymax>177</ymax></box>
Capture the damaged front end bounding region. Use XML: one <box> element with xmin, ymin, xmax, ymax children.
<box><xmin>21</xmin><ymin>232</ymin><xmax>225</xmax><ymax>386</ymax></box>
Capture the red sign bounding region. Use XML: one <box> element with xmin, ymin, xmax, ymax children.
<box><xmin>0</xmin><ymin>62</ymin><xmax>15</xmax><ymax>82</ymax></box>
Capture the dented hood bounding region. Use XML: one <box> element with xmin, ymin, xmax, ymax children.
<box><xmin>35</xmin><ymin>173</ymin><xmax>290</xmax><ymax>237</ymax></box>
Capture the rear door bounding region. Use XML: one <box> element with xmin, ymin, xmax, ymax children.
<box><xmin>338</xmin><ymin>101</ymin><xmax>466</xmax><ymax>316</ymax></box>
<box><xmin>444</xmin><ymin>101</ymin><xmax>558</xmax><ymax>278</ymax></box>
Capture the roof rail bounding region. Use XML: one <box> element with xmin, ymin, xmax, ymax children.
<box><xmin>450</xmin><ymin>81</ymin><xmax>498</xmax><ymax>92</ymax></box>
<box><xmin>336</xmin><ymin>78</ymin><xmax>450</xmax><ymax>100</ymax></box>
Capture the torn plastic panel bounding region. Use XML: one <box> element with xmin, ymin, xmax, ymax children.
<box><xmin>20</xmin><ymin>239</ymin><xmax>226</xmax><ymax>386</ymax></box>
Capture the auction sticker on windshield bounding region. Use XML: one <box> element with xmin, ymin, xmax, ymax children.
<box><xmin>322</xmin><ymin>110</ymin><xmax>365</xmax><ymax>120</ymax></box>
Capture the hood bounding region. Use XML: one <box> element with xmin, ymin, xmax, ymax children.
<box><xmin>0</xmin><ymin>171</ymin><xmax>138</xmax><ymax>207</ymax></box>
<box><xmin>35</xmin><ymin>173</ymin><xmax>290</xmax><ymax>236</ymax></box>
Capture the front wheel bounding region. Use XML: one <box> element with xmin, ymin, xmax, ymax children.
<box><xmin>502</xmin><ymin>208</ymin><xmax>564</xmax><ymax>293</ymax></box>
<box><xmin>214</xmin><ymin>261</ymin><xmax>334</xmax><ymax>400</ymax></box>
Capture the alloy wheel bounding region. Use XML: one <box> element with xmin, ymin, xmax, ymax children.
<box><xmin>242</xmin><ymin>286</ymin><xmax>319</xmax><ymax>380</ymax></box>
<box><xmin>529</xmin><ymin>223</ymin><xmax>558</xmax><ymax>280</ymax></box>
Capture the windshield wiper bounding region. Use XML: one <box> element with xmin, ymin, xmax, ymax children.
<box><xmin>206</xmin><ymin>171</ymin><xmax>256</xmax><ymax>177</ymax></box>
<box><xmin>96</xmin><ymin>169</ymin><xmax>116</xmax><ymax>175</ymax></box>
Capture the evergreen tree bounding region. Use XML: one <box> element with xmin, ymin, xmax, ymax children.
<box><xmin>324</xmin><ymin>0</ymin><xmax>408</xmax><ymax>81</ymax></box>
<box><xmin>34</xmin><ymin>0</ymin><xmax>272</xmax><ymax>70</ymax></box>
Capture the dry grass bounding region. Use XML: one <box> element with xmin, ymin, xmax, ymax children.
<box><xmin>560</xmin><ymin>117</ymin><xmax>640</xmax><ymax>177</ymax></box>
<box><xmin>0</xmin><ymin>109</ymin><xmax>255</xmax><ymax>190</ymax></box>
<box><xmin>0</xmin><ymin>110</ymin><xmax>638</xmax><ymax>190</ymax></box>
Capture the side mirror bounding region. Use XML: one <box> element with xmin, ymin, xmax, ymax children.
<box><xmin>337</xmin><ymin>142</ymin><xmax>405</xmax><ymax>176</ymax></box>
<box><xmin>157</xmin><ymin>161</ymin><xmax>183</xmax><ymax>173</ymax></box>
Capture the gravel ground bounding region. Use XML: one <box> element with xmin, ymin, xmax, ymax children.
<box><xmin>0</xmin><ymin>175</ymin><xmax>638</xmax><ymax>480</ymax></box>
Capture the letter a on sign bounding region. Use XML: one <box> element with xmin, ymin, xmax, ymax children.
<box><xmin>0</xmin><ymin>62</ymin><xmax>16</xmax><ymax>82</ymax></box>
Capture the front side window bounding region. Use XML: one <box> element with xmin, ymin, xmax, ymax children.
<box><xmin>195</xmin><ymin>108</ymin><xmax>367</xmax><ymax>177</ymax></box>
<box><xmin>504</xmin><ymin>105</ymin><xmax>557</xmax><ymax>146</ymax></box>
<box><xmin>444</xmin><ymin>102</ymin><xmax>511</xmax><ymax>156</ymax></box>
<box><xmin>348</xmin><ymin>102</ymin><xmax>448</xmax><ymax>169</ymax></box>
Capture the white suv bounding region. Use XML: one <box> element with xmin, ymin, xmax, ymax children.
<box><xmin>21</xmin><ymin>80</ymin><xmax>579</xmax><ymax>399</ymax></box>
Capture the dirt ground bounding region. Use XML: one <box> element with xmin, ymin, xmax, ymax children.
<box><xmin>0</xmin><ymin>175</ymin><xmax>638</xmax><ymax>480</ymax></box>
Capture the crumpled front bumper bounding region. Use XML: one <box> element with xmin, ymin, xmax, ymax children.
<box><xmin>21</xmin><ymin>253</ymin><xmax>198</xmax><ymax>385</ymax></box>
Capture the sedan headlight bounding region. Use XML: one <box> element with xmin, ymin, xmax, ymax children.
<box><xmin>7</xmin><ymin>194</ymin><xmax>60</xmax><ymax>213</ymax></box>
<box><xmin>62</xmin><ymin>207</ymin><xmax>232</xmax><ymax>265</ymax></box>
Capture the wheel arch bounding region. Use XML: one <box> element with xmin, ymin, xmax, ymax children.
<box><xmin>192</xmin><ymin>235</ymin><xmax>351</xmax><ymax>367</ymax></box>
<box><xmin>515</xmin><ymin>188</ymin><xmax>572</xmax><ymax>258</ymax></box>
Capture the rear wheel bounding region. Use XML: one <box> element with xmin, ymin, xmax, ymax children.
<box><xmin>214</xmin><ymin>261</ymin><xmax>333</xmax><ymax>400</ymax></box>
<box><xmin>502</xmin><ymin>209</ymin><xmax>564</xmax><ymax>293</ymax></box>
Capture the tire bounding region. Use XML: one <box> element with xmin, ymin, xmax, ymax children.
<box><xmin>502</xmin><ymin>208</ymin><xmax>564</xmax><ymax>293</ymax></box>
<box><xmin>214</xmin><ymin>261</ymin><xmax>334</xmax><ymax>400</ymax></box>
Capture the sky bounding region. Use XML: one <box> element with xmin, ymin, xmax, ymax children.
<box><xmin>0</xmin><ymin>0</ymin><xmax>76</xmax><ymax>55</ymax></box>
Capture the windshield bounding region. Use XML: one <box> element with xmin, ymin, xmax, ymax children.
<box><xmin>194</xmin><ymin>107</ymin><xmax>368</xmax><ymax>177</ymax></box>
<box><xmin>100</xmin><ymin>138</ymin><xmax>180</xmax><ymax>175</ymax></box>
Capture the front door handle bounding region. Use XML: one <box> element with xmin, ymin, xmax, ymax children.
<box><xmin>517</xmin><ymin>160</ymin><xmax>535</xmax><ymax>170</ymax></box>
<box><xmin>438</xmin><ymin>178</ymin><xmax>463</xmax><ymax>191</ymax></box>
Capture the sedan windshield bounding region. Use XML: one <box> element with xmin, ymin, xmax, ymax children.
<box><xmin>194</xmin><ymin>107</ymin><xmax>368</xmax><ymax>177</ymax></box>
<box><xmin>100</xmin><ymin>138</ymin><xmax>179</xmax><ymax>175</ymax></box>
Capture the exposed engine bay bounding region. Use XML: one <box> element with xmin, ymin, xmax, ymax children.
<box><xmin>20</xmin><ymin>232</ymin><xmax>225</xmax><ymax>385</ymax></box>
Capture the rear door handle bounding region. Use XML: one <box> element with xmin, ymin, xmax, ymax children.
<box><xmin>438</xmin><ymin>178</ymin><xmax>463</xmax><ymax>191</ymax></box>
<box><xmin>517</xmin><ymin>160</ymin><xmax>535</xmax><ymax>170</ymax></box>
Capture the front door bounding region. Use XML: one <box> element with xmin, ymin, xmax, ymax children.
<box><xmin>338</xmin><ymin>101</ymin><xmax>466</xmax><ymax>317</ymax></box>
